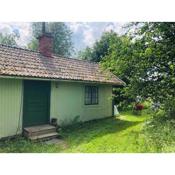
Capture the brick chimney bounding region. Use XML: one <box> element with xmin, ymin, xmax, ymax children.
<box><xmin>38</xmin><ymin>22</ymin><xmax>53</xmax><ymax>57</ymax></box>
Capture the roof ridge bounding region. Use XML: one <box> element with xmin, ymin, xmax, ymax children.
<box><xmin>0</xmin><ymin>44</ymin><xmax>98</xmax><ymax>65</ymax></box>
<box><xmin>0</xmin><ymin>44</ymin><xmax>40</xmax><ymax>54</ymax></box>
<box><xmin>54</xmin><ymin>54</ymin><xmax>97</xmax><ymax>65</ymax></box>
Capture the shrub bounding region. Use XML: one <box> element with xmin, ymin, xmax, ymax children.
<box><xmin>142</xmin><ymin>109</ymin><xmax>175</xmax><ymax>152</ymax></box>
<box><xmin>142</xmin><ymin>98</ymin><xmax>152</xmax><ymax>109</ymax></box>
<box><xmin>164</xmin><ymin>98</ymin><xmax>175</xmax><ymax>119</ymax></box>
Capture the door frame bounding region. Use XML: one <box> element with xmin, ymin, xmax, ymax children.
<box><xmin>22</xmin><ymin>80</ymin><xmax>51</xmax><ymax>128</ymax></box>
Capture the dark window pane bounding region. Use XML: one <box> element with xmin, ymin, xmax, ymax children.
<box><xmin>86</xmin><ymin>98</ymin><xmax>91</xmax><ymax>105</ymax></box>
<box><xmin>85</xmin><ymin>86</ymin><xmax>98</xmax><ymax>105</ymax></box>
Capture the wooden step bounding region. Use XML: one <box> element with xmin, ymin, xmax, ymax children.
<box><xmin>28</xmin><ymin>132</ymin><xmax>59</xmax><ymax>141</ymax></box>
<box><xmin>24</xmin><ymin>124</ymin><xmax>57</xmax><ymax>137</ymax></box>
<box><xmin>24</xmin><ymin>124</ymin><xmax>56</xmax><ymax>133</ymax></box>
<box><xmin>23</xmin><ymin>124</ymin><xmax>60</xmax><ymax>141</ymax></box>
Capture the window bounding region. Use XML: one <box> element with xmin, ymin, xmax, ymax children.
<box><xmin>85</xmin><ymin>86</ymin><xmax>98</xmax><ymax>105</ymax></box>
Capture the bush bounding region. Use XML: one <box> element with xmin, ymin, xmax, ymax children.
<box><xmin>118</xmin><ymin>98</ymin><xmax>152</xmax><ymax>112</ymax></box>
<box><xmin>116</xmin><ymin>100</ymin><xmax>134</xmax><ymax>111</ymax></box>
<box><xmin>142</xmin><ymin>110</ymin><xmax>175</xmax><ymax>152</ymax></box>
<box><xmin>142</xmin><ymin>98</ymin><xmax>152</xmax><ymax>109</ymax></box>
<box><xmin>164</xmin><ymin>98</ymin><xmax>175</xmax><ymax>119</ymax></box>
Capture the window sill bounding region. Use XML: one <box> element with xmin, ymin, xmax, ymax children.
<box><xmin>83</xmin><ymin>104</ymin><xmax>102</xmax><ymax>109</ymax></box>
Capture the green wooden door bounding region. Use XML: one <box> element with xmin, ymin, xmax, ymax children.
<box><xmin>23</xmin><ymin>80</ymin><xmax>51</xmax><ymax>127</ymax></box>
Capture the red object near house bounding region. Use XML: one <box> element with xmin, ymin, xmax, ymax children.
<box><xmin>135</xmin><ymin>104</ymin><xmax>144</xmax><ymax>111</ymax></box>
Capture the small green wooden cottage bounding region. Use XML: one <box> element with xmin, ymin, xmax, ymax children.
<box><xmin>0</xmin><ymin>31</ymin><xmax>124</xmax><ymax>139</ymax></box>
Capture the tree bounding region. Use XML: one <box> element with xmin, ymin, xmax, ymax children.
<box><xmin>27</xmin><ymin>38</ymin><xmax>38</xmax><ymax>51</ymax></box>
<box><xmin>79</xmin><ymin>31</ymin><xmax>120</xmax><ymax>62</ymax></box>
<box><xmin>100</xmin><ymin>34</ymin><xmax>136</xmax><ymax>108</ymax></box>
<box><xmin>127</xmin><ymin>22</ymin><xmax>175</xmax><ymax>117</ymax></box>
<box><xmin>80</xmin><ymin>23</ymin><xmax>175</xmax><ymax>114</ymax></box>
<box><xmin>78</xmin><ymin>46</ymin><xmax>93</xmax><ymax>60</ymax></box>
<box><xmin>28</xmin><ymin>22</ymin><xmax>74</xmax><ymax>57</ymax></box>
<box><xmin>103</xmin><ymin>22</ymin><xmax>175</xmax><ymax>114</ymax></box>
<box><xmin>0</xmin><ymin>33</ymin><xmax>18</xmax><ymax>46</ymax></box>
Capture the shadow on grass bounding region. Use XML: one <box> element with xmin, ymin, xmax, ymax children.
<box><xmin>61</xmin><ymin>116</ymin><xmax>143</xmax><ymax>147</ymax></box>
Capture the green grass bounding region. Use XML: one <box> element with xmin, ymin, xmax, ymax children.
<box><xmin>0</xmin><ymin>111</ymin><xmax>165</xmax><ymax>153</ymax></box>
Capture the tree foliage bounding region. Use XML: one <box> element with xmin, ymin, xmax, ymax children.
<box><xmin>100</xmin><ymin>33</ymin><xmax>137</xmax><ymax>108</ymax></box>
<box><xmin>0</xmin><ymin>33</ymin><xmax>18</xmax><ymax>46</ymax></box>
<box><xmin>78</xmin><ymin>31</ymin><xmax>119</xmax><ymax>62</ymax></box>
<box><xmin>28</xmin><ymin>22</ymin><xmax>74</xmax><ymax>57</ymax></box>
<box><xmin>80</xmin><ymin>23</ymin><xmax>175</xmax><ymax>115</ymax></box>
<box><xmin>129</xmin><ymin>22</ymin><xmax>175</xmax><ymax>117</ymax></box>
<box><xmin>27</xmin><ymin>38</ymin><xmax>38</xmax><ymax>51</ymax></box>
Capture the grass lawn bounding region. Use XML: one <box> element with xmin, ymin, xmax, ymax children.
<box><xmin>0</xmin><ymin>111</ymin><xmax>154</xmax><ymax>153</ymax></box>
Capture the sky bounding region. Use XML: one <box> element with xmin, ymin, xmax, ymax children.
<box><xmin>68</xmin><ymin>22</ymin><xmax>126</xmax><ymax>53</ymax></box>
<box><xmin>0</xmin><ymin>22</ymin><xmax>126</xmax><ymax>54</ymax></box>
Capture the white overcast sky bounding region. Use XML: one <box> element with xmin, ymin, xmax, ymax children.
<box><xmin>0</xmin><ymin>22</ymin><xmax>127</xmax><ymax>54</ymax></box>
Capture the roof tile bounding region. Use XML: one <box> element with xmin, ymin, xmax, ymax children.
<box><xmin>0</xmin><ymin>44</ymin><xmax>124</xmax><ymax>85</ymax></box>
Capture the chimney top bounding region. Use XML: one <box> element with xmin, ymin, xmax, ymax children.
<box><xmin>38</xmin><ymin>22</ymin><xmax>53</xmax><ymax>39</ymax></box>
<box><xmin>42</xmin><ymin>22</ymin><xmax>45</xmax><ymax>34</ymax></box>
<box><xmin>38</xmin><ymin>22</ymin><xmax>53</xmax><ymax>57</ymax></box>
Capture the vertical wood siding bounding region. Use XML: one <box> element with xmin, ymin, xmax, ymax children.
<box><xmin>0</xmin><ymin>78</ymin><xmax>22</xmax><ymax>138</ymax></box>
<box><xmin>50</xmin><ymin>82</ymin><xmax>113</xmax><ymax>126</ymax></box>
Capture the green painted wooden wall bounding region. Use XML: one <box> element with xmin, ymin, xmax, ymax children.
<box><xmin>0</xmin><ymin>78</ymin><xmax>22</xmax><ymax>138</ymax></box>
<box><xmin>0</xmin><ymin>78</ymin><xmax>113</xmax><ymax>138</ymax></box>
<box><xmin>50</xmin><ymin>82</ymin><xmax>113</xmax><ymax>126</ymax></box>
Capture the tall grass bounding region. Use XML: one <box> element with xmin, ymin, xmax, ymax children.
<box><xmin>142</xmin><ymin>110</ymin><xmax>175</xmax><ymax>152</ymax></box>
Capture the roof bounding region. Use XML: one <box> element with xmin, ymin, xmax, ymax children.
<box><xmin>0</xmin><ymin>44</ymin><xmax>124</xmax><ymax>85</ymax></box>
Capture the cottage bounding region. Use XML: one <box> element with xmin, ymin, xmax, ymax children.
<box><xmin>0</xmin><ymin>29</ymin><xmax>124</xmax><ymax>140</ymax></box>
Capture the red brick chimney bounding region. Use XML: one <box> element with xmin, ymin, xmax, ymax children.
<box><xmin>38</xmin><ymin>22</ymin><xmax>53</xmax><ymax>57</ymax></box>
